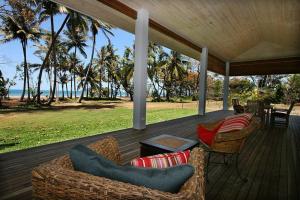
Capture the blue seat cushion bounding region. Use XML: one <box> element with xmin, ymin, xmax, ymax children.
<box><xmin>69</xmin><ymin>144</ymin><xmax>194</xmax><ymax>193</ymax></box>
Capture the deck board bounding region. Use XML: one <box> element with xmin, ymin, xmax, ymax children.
<box><xmin>0</xmin><ymin>111</ymin><xmax>299</xmax><ymax>200</ymax></box>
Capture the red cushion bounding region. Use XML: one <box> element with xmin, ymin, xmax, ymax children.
<box><xmin>131</xmin><ymin>150</ymin><xmax>190</xmax><ymax>168</ymax></box>
<box><xmin>197</xmin><ymin>122</ymin><xmax>223</xmax><ymax>145</ymax></box>
<box><xmin>218</xmin><ymin>113</ymin><xmax>253</xmax><ymax>133</ymax></box>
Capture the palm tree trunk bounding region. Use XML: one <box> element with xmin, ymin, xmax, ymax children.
<box><xmin>26</xmin><ymin>64</ymin><xmax>30</xmax><ymax>101</ymax></box>
<box><xmin>78</xmin><ymin>34</ymin><xmax>96</xmax><ymax>103</ymax></box>
<box><xmin>21</xmin><ymin>40</ymin><xmax>30</xmax><ymax>102</ymax></box>
<box><xmin>47</xmin><ymin>14</ymin><xmax>59</xmax><ymax>105</ymax></box>
<box><xmin>66</xmin><ymin>82</ymin><xmax>69</xmax><ymax>98</ymax></box>
<box><xmin>37</xmin><ymin>14</ymin><xmax>70</xmax><ymax>104</ymax></box>
<box><xmin>56</xmin><ymin>80</ymin><xmax>59</xmax><ymax>102</ymax></box>
<box><xmin>99</xmin><ymin>68</ymin><xmax>102</xmax><ymax>99</ymax></box>
<box><xmin>48</xmin><ymin>69</ymin><xmax>52</xmax><ymax>98</ymax></box>
<box><xmin>70</xmin><ymin>75</ymin><xmax>73</xmax><ymax>98</ymax></box>
<box><xmin>73</xmin><ymin>47</ymin><xmax>77</xmax><ymax>99</ymax></box>
<box><xmin>20</xmin><ymin>62</ymin><xmax>26</xmax><ymax>101</ymax></box>
<box><xmin>129</xmin><ymin>92</ymin><xmax>133</xmax><ymax>101</ymax></box>
<box><xmin>86</xmin><ymin>84</ymin><xmax>88</xmax><ymax>98</ymax></box>
<box><xmin>107</xmin><ymin>73</ymin><xmax>110</xmax><ymax>98</ymax></box>
<box><xmin>74</xmin><ymin>73</ymin><xmax>76</xmax><ymax>98</ymax></box>
<box><xmin>111</xmin><ymin>82</ymin><xmax>113</xmax><ymax>98</ymax></box>
<box><xmin>61</xmin><ymin>83</ymin><xmax>64</xmax><ymax>100</ymax></box>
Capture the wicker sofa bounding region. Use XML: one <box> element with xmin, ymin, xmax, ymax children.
<box><xmin>32</xmin><ymin>136</ymin><xmax>205</xmax><ymax>200</ymax></box>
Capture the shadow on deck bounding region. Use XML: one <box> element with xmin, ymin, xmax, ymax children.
<box><xmin>0</xmin><ymin>110</ymin><xmax>299</xmax><ymax>200</ymax></box>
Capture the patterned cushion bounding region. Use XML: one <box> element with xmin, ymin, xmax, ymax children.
<box><xmin>131</xmin><ymin>150</ymin><xmax>190</xmax><ymax>168</ymax></box>
<box><xmin>218</xmin><ymin>113</ymin><xmax>253</xmax><ymax>133</ymax></box>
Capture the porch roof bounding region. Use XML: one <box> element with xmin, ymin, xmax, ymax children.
<box><xmin>52</xmin><ymin>0</ymin><xmax>300</xmax><ymax>75</ymax></box>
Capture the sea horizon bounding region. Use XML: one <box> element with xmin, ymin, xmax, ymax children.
<box><xmin>8</xmin><ymin>89</ymin><xmax>127</xmax><ymax>97</ymax></box>
<box><xmin>8</xmin><ymin>89</ymin><xmax>83</xmax><ymax>97</ymax></box>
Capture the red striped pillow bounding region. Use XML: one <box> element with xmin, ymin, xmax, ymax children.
<box><xmin>131</xmin><ymin>150</ymin><xmax>190</xmax><ymax>168</ymax></box>
<box><xmin>225</xmin><ymin>113</ymin><xmax>253</xmax><ymax>121</ymax></box>
<box><xmin>218</xmin><ymin>113</ymin><xmax>253</xmax><ymax>133</ymax></box>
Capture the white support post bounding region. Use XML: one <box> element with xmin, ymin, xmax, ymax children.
<box><xmin>198</xmin><ymin>47</ymin><xmax>208</xmax><ymax>115</ymax></box>
<box><xmin>223</xmin><ymin>62</ymin><xmax>230</xmax><ymax>110</ymax></box>
<box><xmin>133</xmin><ymin>9</ymin><xmax>149</xmax><ymax>130</ymax></box>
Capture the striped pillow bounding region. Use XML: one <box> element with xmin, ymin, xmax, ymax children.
<box><xmin>217</xmin><ymin>113</ymin><xmax>253</xmax><ymax>133</ymax></box>
<box><xmin>131</xmin><ymin>150</ymin><xmax>190</xmax><ymax>168</ymax></box>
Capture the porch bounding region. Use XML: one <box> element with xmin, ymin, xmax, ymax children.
<box><xmin>1</xmin><ymin>0</ymin><xmax>300</xmax><ymax>199</ymax></box>
<box><xmin>1</xmin><ymin>110</ymin><xmax>300</xmax><ymax>199</ymax></box>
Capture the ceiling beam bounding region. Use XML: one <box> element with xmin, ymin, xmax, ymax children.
<box><xmin>97</xmin><ymin>0</ymin><xmax>225</xmax><ymax>74</ymax></box>
<box><xmin>230</xmin><ymin>57</ymin><xmax>300</xmax><ymax>76</ymax></box>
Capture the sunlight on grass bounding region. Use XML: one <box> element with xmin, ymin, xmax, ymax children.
<box><xmin>0</xmin><ymin>107</ymin><xmax>196</xmax><ymax>153</ymax></box>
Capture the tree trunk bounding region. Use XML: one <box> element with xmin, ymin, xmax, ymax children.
<box><xmin>26</xmin><ymin>67</ymin><xmax>30</xmax><ymax>101</ymax></box>
<box><xmin>129</xmin><ymin>92</ymin><xmax>133</xmax><ymax>101</ymax></box>
<box><xmin>107</xmin><ymin>76</ymin><xmax>110</xmax><ymax>98</ymax></box>
<box><xmin>21</xmin><ymin>40</ymin><xmax>30</xmax><ymax>102</ymax></box>
<box><xmin>74</xmin><ymin>73</ymin><xmax>76</xmax><ymax>98</ymax></box>
<box><xmin>70</xmin><ymin>75</ymin><xmax>73</xmax><ymax>98</ymax></box>
<box><xmin>61</xmin><ymin>83</ymin><xmax>64</xmax><ymax>100</ymax></box>
<box><xmin>86</xmin><ymin>84</ymin><xmax>88</xmax><ymax>98</ymax></box>
<box><xmin>37</xmin><ymin>14</ymin><xmax>70</xmax><ymax>104</ymax></box>
<box><xmin>66</xmin><ymin>82</ymin><xmax>69</xmax><ymax>98</ymax></box>
<box><xmin>47</xmin><ymin>13</ymin><xmax>58</xmax><ymax>105</ymax></box>
<box><xmin>48</xmin><ymin>69</ymin><xmax>52</xmax><ymax>98</ymax></box>
<box><xmin>56</xmin><ymin>81</ymin><xmax>59</xmax><ymax>102</ymax></box>
<box><xmin>78</xmin><ymin>34</ymin><xmax>96</xmax><ymax>103</ymax></box>
<box><xmin>73</xmin><ymin>47</ymin><xmax>77</xmax><ymax>99</ymax></box>
<box><xmin>99</xmin><ymin>68</ymin><xmax>102</xmax><ymax>99</ymax></box>
<box><xmin>20</xmin><ymin>60</ymin><xmax>26</xmax><ymax>101</ymax></box>
<box><xmin>166</xmin><ymin>89</ymin><xmax>170</xmax><ymax>101</ymax></box>
<box><xmin>111</xmin><ymin>82</ymin><xmax>113</xmax><ymax>98</ymax></box>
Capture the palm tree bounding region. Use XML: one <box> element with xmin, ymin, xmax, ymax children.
<box><xmin>0</xmin><ymin>1</ymin><xmax>40</xmax><ymax>101</ymax></box>
<box><xmin>78</xmin><ymin>18</ymin><xmax>113</xmax><ymax>103</ymax></box>
<box><xmin>120</xmin><ymin>47</ymin><xmax>134</xmax><ymax>101</ymax></box>
<box><xmin>34</xmin><ymin>34</ymin><xmax>56</xmax><ymax>98</ymax></box>
<box><xmin>67</xmin><ymin>52</ymin><xmax>81</xmax><ymax>98</ymax></box>
<box><xmin>95</xmin><ymin>46</ymin><xmax>107</xmax><ymax>98</ymax></box>
<box><xmin>36</xmin><ymin>2</ymin><xmax>70</xmax><ymax>104</ymax></box>
<box><xmin>61</xmin><ymin>11</ymin><xmax>88</xmax><ymax>99</ymax></box>
<box><xmin>63</xmin><ymin>26</ymin><xmax>88</xmax><ymax>99</ymax></box>
<box><xmin>78</xmin><ymin>63</ymin><xmax>100</xmax><ymax>98</ymax></box>
<box><xmin>162</xmin><ymin>51</ymin><xmax>187</xmax><ymax>101</ymax></box>
<box><xmin>37</xmin><ymin>0</ymin><xmax>68</xmax><ymax>104</ymax></box>
<box><xmin>105</xmin><ymin>44</ymin><xmax>119</xmax><ymax>98</ymax></box>
<box><xmin>147</xmin><ymin>43</ymin><xmax>168</xmax><ymax>101</ymax></box>
<box><xmin>55</xmin><ymin>43</ymin><xmax>69</xmax><ymax>100</ymax></box>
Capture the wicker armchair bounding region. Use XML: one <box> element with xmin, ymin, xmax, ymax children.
<box><xmin>32</xmin><ymin>136</ymin><xmax>205</xmax><ymax>200</ymax></box>
<box><xmin>199</xmin><ymin>117</ymin><xmax>260</xmax><ymax>182</ymax></box>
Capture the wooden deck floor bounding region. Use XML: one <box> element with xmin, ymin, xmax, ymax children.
<box><xmin>0</xmin><ymin>110</ymin><xmax>299</xmax><ymax>200</ymax></box>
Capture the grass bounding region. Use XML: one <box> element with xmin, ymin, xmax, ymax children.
<box><xmin>0</xmin><ymin>107</ymin><xmax>196</xmax><ymax>153</ymax></box>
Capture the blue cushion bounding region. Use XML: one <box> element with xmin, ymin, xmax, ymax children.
<box><xmin>69</xmin><ymin>144</ymin><xmax>194</xmax><ymax>193</ymax></box>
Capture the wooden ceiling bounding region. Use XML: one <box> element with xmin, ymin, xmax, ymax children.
<box><xmin>52</xmin><ymin>0</ymin><xmax>300</xmax><ymax>75</ymax></box>
<box><xmin>121</xmin><ymin>0</ymin><xmax>300</xmax><ymax>62</ymax></box>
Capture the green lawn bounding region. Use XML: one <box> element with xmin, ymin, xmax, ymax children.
<box><xmin>0</xmin><ymin>107</ymin><xmax>196</xmax><ymax>153</ymax></box>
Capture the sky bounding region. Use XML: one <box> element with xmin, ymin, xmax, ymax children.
<box><xmin>0</xmin><ymin>14</ymin><xmax>135</xmax><ymax>90</ymax></box>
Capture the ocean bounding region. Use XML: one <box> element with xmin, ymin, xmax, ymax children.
<box><xmin>8</xmin><ymin>89</ymin><xmax>127</xmax><ymax>97</ymax></box>
<box><xmin>8</xmin><ymin>89</ymin><xmax>80</xmax><ymax>97</ymax></box>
